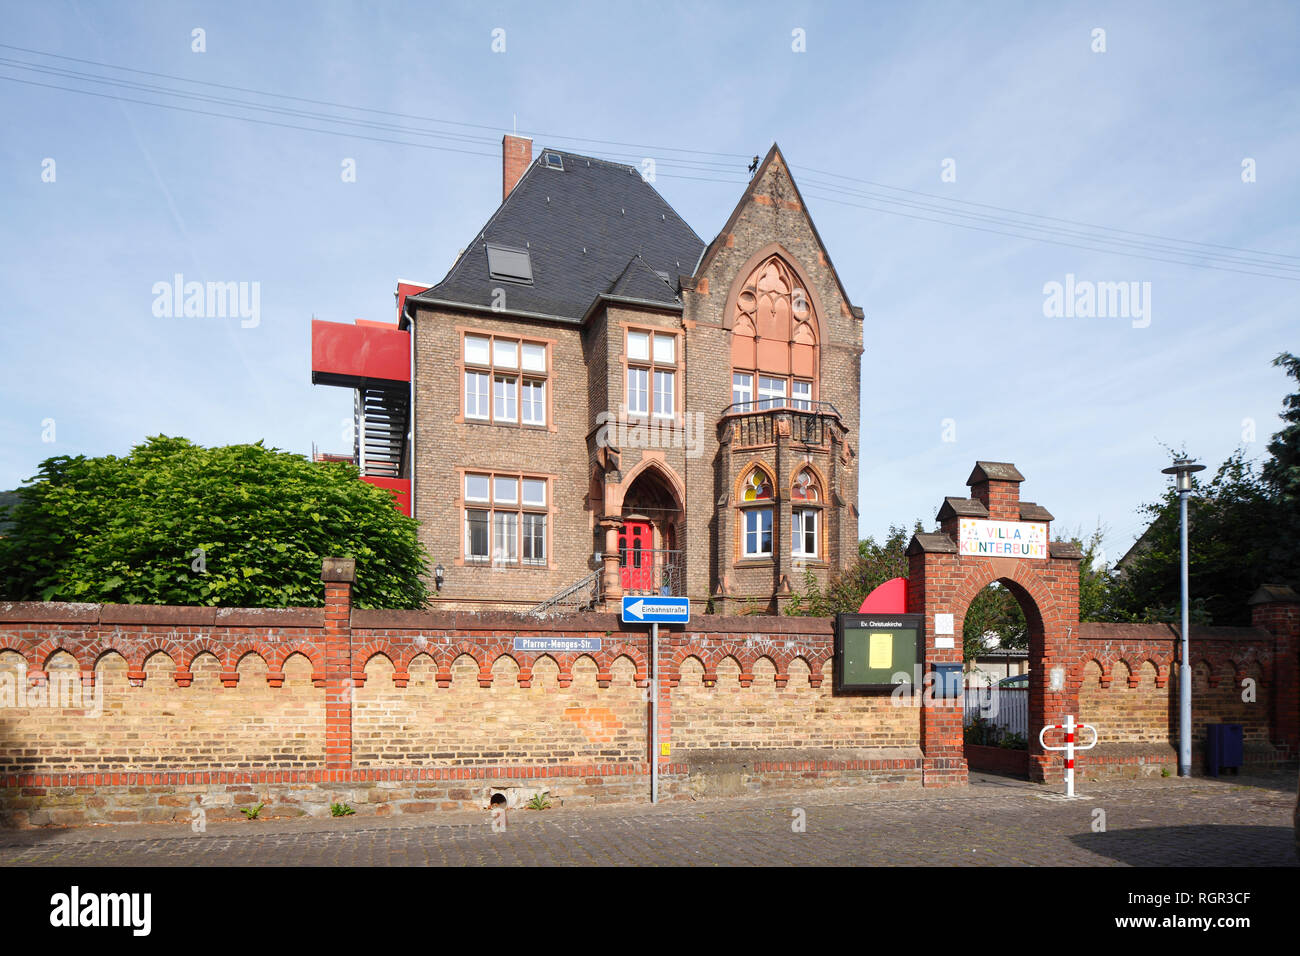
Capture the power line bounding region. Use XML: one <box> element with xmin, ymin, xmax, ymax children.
<box><xmin>799</xmin><ymin>188</ymin><xmax>1300</xmax><ymax>281</ymax></box>
<box><xmin>4</xmin><ymin>43</ymin><xmax>1295</xmax><ymax>279</ymax></box>
<box><xmin>0</xmin><ymin>42</ymin><xmax>752</xmax><ymax>161</ymax></box>
<box><xmin>797</xmin><ymin>177</ymin><xmax>1300</xmax><ymax>276</ymax></box>
<box><xmin>0</xmin><ymin>74</ymin><xmax>501</xmax><ymax>158</ymax></box>
<box><xmin>795</xmin><ymin>164</ymin><xmax>1300</xmax><ymax>265</ymax></box>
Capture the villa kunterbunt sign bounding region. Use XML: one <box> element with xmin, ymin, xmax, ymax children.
<box><xmin>958</xmin><ymin>519</ymin><xmax>1048</xmax><ymax>559</ymax></box>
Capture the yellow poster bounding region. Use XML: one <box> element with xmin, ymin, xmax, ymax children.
<box><xmin>869</xmin><ymin>632</ymin><xmax>893</xmax><ymax>669</ymax></box>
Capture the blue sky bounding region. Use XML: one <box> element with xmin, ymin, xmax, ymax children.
<box><xmin>2</xmin><ymin>0</ymin><xmax>1297</xmax><ymax>567</ymax></box>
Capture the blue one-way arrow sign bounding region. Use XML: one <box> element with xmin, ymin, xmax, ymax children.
<box><xmin>621</xmin><ymin>595</ymin><xmax>690</xmax><ymax>624</ymax></box>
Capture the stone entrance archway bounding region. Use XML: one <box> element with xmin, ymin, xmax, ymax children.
<box><xmin>599</xmin><ymin>458</ymin><xmax>686</xmax><ymax>601</ymax></box>
<box><xmin>906</xmin><ymin>462</ymin><xmax>1082</xmax><ymax>786</ymax></box>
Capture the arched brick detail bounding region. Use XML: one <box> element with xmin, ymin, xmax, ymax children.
<box><xmin>605</xmin><ymin>644</ymin><xmax>648</xmax><ymax>685</ymax></box>
<box><xmin>354</xmin><ymin>644</ymin><xmax>399</xmax><ymax>687</ymax></box>
<box><xmin>356</xmin><ymin>650</ymin><xmax>399</xmax><ymax>687</ymax></box>
<box><xmin>270</xmin><ymin>644</ymin><xmax>324</xmax><ymax>686</ymax></box>
<box><xmin>674</xmin><ymin>653</ymin><xmax>706</xmax><ymax>687</ymax></box>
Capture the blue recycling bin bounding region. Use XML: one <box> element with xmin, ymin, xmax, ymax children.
<box><xmin>1205</xmin><ymin>723</ymin><xmax>1243</xmax><ymax>777</ymax></box>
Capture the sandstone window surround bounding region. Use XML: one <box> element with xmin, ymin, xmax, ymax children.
<box><xmin>462</xmin><ymin>471</ymin><xmax>549</xmax><ymax>567</ymax></box>
<box><xmin>737</xmin><ymin>464</ymin><xmax>775</xmax><ymax>560</ymax></box>
<box><xmin>624</xmin><ymin>327</ymin><xmax>680</xmax><ymax>420</ymax></box>
<box><xmin>790</xmin><ymin>466</ymin><xmax>825</xmax><ymax>561</ymax></box>
<box><xmin>730</xmin><ymin>255</ymin><xmax>819</xmax><ymax>410</ymax></box>
<box><xmin>461</xmin><ymin>331</ymin><xmax>549</xmax><ymax>427</ymax></box>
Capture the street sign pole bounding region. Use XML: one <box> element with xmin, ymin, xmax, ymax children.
<box><xmin>651</xmin><ymin>620</ymin><xmax>659</xmax><ymax>805</ymax></box>
<box><xmin>621</xmin><ymin>595</ymin><xmax>688</xmax><ymax>805</ymax></box>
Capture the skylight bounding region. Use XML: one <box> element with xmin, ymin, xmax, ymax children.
<box><xmin>485</xmin><ymin>243</ymin><xmax>534</xmax><ymax>284</ymax></box>
<box><xmin>544</xmin><ymin>152</ymin><xmax>564</xmax><ymax>170</ymax></box>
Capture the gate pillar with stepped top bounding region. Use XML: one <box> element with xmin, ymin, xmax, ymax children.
<box><xmin>907</xmin><ymin>462</ymin><xmax>1082</xmax><ymax>786</ymax></box>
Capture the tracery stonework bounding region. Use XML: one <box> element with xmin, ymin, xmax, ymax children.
<box><xmin>731</xmin><ymin>255</ymin><xmax>819</xmax><ymax>391</ymax></box>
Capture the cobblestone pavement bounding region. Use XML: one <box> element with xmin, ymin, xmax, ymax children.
<box><xmin>1</xmin><ymin>773</ymin><xmax>1296</xmax><ymax>866</ymax></box>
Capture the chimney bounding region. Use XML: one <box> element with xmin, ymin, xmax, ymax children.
<box><xmin>502</xmin><ymin>134</ymin><xmax>533</xmax><ymax>201</ymax></box>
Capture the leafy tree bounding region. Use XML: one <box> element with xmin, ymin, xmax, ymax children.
<box><xmin>1262</xmin><ymin>351</ymin><xmax>1300</xmax><ymax>582</ymax></box>
<box><xmin>962</xmin><ymin>584</ymin><xmax>1027</xmax><ymax>659</ymax></box>
<box><xmin>786</xmin><ymin>521</ymin><xmax>922</xmax><ymax>616</ymax></box>
<box><xmin>0</xmin><ymin>436</ymin><xmax>428</xmax><ymax>609</ymax></box>
<box><xmin>1074</xmin><ymin>523</ymin><xmax>1115</xmax><ymax>623</ymax></box>
<box><xmin>1109</xmin><ymin>450</ymin><xmax>1277</xmax><ymax>626</ymax></box>
<box><xmin>1109</xmin><ymin>355</ymin><xmax>1300</xmax><ymax>623</ymax></box>
<box><xmin>1263</xmin><ymin>352</ymin><xmax>1300</xmax><ymax>504</ymax></box>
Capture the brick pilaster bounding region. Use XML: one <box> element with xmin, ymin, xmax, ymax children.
<box><xmin>1250</xmin><ymin>585</ymin><xmax>1300</xmax><ymax>756</ymax></box>
<box><xmin>321</xmin><ymin>558</ymin><xmax>356</xmax><ymax>771</ymax></box>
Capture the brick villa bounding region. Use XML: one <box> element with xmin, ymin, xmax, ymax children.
<box><xmin>311</xmin><ymin>138</ymin><xmax>864</xmax><ymax>613</ymax></box>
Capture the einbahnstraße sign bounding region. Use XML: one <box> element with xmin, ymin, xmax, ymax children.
<box><xmin>621</xmin><ymin>596</ymin><xmax>690</xmax><ymax>624</ymax></box>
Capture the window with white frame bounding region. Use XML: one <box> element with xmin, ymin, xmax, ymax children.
<box><xmin>732</xmin><ymin>372</ymin><xmax>753</xmax><ymax>412</ymax></box>
<box><xmin>758</xmin><ymin>375</ymin><xmax>787</xmax><ymax>410</ymax></box>
<box><xmin>627</xmin><ymin>366</ymin><xmax>649</xmax><ymax>415</ymax></box>
<box><xmin>792</xmin><ymin>508</ymin><xmax>818</xmax><ymax>558</ymax></box>
<box><xmin>792</xmin><ymin>379</ymin><xmax>813</xmax><ymax>410</ymax></box>
<box><xmin>521</xmin><ymin>378</ymin><xmax>546</xmax><ymax>425</ymax></box>
<box><xmin>627</xmin><ymin>328</ymin><xmax>678</xmax><ymax>418</ymax></box>
<box><xmin>739</xmin><ymin>466</ymin><xmax>775</xmax><ymax>558</ymax></box>
<box><xmin>494</xmin><ymin>376</ymin><xmax>517</xmax><ymax>422</ymax></box>
<box><xmin>463</xmin><ymin>332</ymin><xmax>548</xmax><ymax>426</ymax></box>
<box><xmin>744</xmin><ymin>508</ymin><xmax>773</xmax><ymax>557</ymax></box>
<box><xmin>653</xmin><ymin>369</ymin><xmax>674</xmax><ymax>417</ymax></box>
<box><xmin>463</xmin><ymin>472</ymin><xmax>548</xmax><ymax>565</ymax></box>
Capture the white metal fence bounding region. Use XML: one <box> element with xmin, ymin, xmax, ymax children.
<box><xmin>963</xmin><ymin>685</ymin><xmax>1028</xmax><ymax>743</ymax></box>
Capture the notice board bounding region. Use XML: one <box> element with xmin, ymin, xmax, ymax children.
<box><xmin>834</xmin><ymin>612</ymin><xmax>923</xmax><ymax>691</ymax></box>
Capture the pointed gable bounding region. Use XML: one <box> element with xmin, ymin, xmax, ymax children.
<box><xmin>687</xmin><ymin>143</ymin><xmax>862</xmax><ymax>328</ymax></box>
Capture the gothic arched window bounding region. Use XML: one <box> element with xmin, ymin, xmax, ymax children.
<box><xmin>731</xmin><ymin>256</ymin><xmax>819</xmax><ymax>412</ymax></box>
<box><xmin>738</xmin><ymin>465</ymin><xmax>774</xmax><ymax>558</ymax></box>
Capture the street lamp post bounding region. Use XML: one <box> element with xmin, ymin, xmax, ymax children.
<box><xmin>1161</xmin><ymin>457</ymin><xmax>1205</xmax><ymax>778</ymax></box>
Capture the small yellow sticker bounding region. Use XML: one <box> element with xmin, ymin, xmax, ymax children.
<box><xmin>660</xmin><ymin>743</ymin><xmax>671</xmax><ymax>756</ymax></box>
<box><xmin>869</xmin><ymin>632</ymin><xmax>893</xmax><ymax>669</ymax></box>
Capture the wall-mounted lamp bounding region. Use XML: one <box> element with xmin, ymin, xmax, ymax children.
<box><xmin>434</xmin><ymin>563</ymin><xmax>445</xmax><ymax>591</ymax></box>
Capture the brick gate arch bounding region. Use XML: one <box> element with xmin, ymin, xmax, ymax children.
<box><xmin>905</xmin><ymin>462</ymin><xmax>1082</xmax><ymax>785</ymax></box>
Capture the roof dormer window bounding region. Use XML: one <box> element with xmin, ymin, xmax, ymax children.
<box><xmin>485</xmin><ymin>243</ymin><xmax>534</xmax><ymax>284</ymax></box>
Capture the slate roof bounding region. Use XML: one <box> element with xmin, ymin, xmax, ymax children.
<box><xmin>411</xmin><ymin>149</ymin><xmax>705</xmax><ymax>324</ymax></box>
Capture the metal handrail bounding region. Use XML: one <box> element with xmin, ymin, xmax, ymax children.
<box><xmin>619</xmin><ymin>549</ymin><xmax>684</xmax><ymax>597</ymax></box>
<box><xmin>528</xmin><ymin>569</ymin><xmax>602</xmax><ymax>617</ymax></box>
<box><xmin>720</xmin><ymin>398</ymin><xmax>842</xmax><ymax>418</ymax></box>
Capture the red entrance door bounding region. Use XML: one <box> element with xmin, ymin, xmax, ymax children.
<box><xmin>619</xmin><ymin>520</ymin><xmax>653</xmax><ymax>592</ymax></box>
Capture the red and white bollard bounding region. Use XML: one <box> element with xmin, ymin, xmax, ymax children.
<box><xmin>1038</xmin><ymin>714</ymin><xmax>1099</xmax><ymax>797</ymax></box>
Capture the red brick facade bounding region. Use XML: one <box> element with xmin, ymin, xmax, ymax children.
<box><xmin>408</xmin><ymin>145</ymin><xmax>863</xmax><ymax>612</ymax></box>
